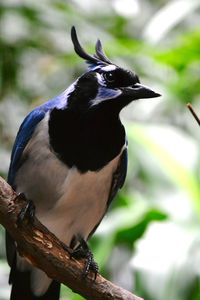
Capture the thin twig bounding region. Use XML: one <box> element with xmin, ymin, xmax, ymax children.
<box><xmin>187</xmin><ymin>103</ymin><xmax>200</xmax><ymax>126</ymax></box>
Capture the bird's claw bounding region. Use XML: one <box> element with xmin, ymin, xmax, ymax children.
<box><xmin>82</xmin><ymin>250</ymin><xmax>99</xmax><ymax>280</ymax></box>
<box><xmin>70</xmin><ymin>237</ymin><xmax>99</xmax><ymax>280</ymax></box>
<box><xmin>17</xmin><ymin>199</ymin><xmax>35</xmax><ymax>226</ymax></box>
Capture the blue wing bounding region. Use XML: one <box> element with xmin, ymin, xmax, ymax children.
<box><xmin>6</xmin><ymin>93</ymin><xmax>68</xmax><ymax>267</ymax></box>
<box><xmin>7</xmin><ymin>94</ymin><xmax>67</xmax><ymax>187</ymax></box>
<box><xmin>107</xmin><ymin>146</ymin><xmax>128</xmax><ymax>206</ymax></box>
<box><xmin>6</xmin><ymin>109</ymin><xmax>46</xmax><ymax>271</ymax></box>
<box><xmin>7</xmin><ymin>109</ymin><xmax>46</xmax><ymax>186</ymax></box>
<box><xmin>6</xmin><ymin>106</ymin><xmax>46</xmax><ymax>268</ymax></box>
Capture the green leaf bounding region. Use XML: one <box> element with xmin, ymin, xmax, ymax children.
<box><xmin>115</xmin><ymin>208</ymin><xmax>168</xmax><ymax>248</ymax></box>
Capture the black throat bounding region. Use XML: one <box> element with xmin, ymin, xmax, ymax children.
<box><xmin>48</xmin><ymin>104</ymin><xmax>125</xmax><ymax>172</ymax></box>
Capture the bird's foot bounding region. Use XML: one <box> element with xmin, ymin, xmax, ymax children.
<box><xmin>70</xmin><ymin>236</ymin><xmax>99</xmax><ymax>280</ymax></box>
<box><xmin>14</xmin><ymin>192</ymin><xmax>27</xmax><ymax>204</ymax></box>
<box><xmin>17</xmin><ymin>198</ymin><xmax>35</xmax><ymax>226</ymax></box>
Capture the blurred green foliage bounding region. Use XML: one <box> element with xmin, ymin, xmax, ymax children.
<box><xmin>0</xmin><ymin>1</ymin><xmax>200</xmax><ymax>300</ymax></box>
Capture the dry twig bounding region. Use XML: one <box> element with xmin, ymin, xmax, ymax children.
<box><xmin>187</xmin><ymin>103</ymin><xmax>200</xmax><ymax>126</ymax></box>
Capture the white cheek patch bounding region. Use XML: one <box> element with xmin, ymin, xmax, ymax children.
<box><xmin>90</xmin><ymin>86</ymin><xmax>122</xmax><ymax>107</ymax></box>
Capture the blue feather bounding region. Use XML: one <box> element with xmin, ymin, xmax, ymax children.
<box><xmin>107</xmin><ymin>147</ymin><xmax>128</xmax><ymax>206</ymax></box>
<box><xmin>7</xmin><ymin>109</ymin><xmax>45</xmax><ymax>186</ymax></box>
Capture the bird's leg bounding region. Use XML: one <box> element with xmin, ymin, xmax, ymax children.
<box><xmin>70</xmin><ymin>236</ymin><xmax>99</xmax><ymax>280</ymax></box>
<box><xmin>16</xmin><ymin>194</ymin><xmax>35</xmax><ymax>225</ymax></box>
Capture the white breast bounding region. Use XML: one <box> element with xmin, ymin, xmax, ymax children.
<box><xmin>38</xmin><ymin>155</ymin><xmax>121</xmax><ymax>246</ymax></box>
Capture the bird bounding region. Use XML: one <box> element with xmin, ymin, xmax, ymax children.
<box><xmin>6</xmin><ymin>26</ymin><xmax>160</xmax><ymax>300</ymax></box>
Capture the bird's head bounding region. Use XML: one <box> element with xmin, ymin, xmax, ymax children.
<box><xmin>68</xmin><ymin>26</ymin><xmax>160</xmax><ymax>112</ymax></box>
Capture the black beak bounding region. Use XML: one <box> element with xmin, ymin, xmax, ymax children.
<box><xmin>122</xmin><ymin>83</ymin><xmax>161</xmax><ymax>100</ymax></box>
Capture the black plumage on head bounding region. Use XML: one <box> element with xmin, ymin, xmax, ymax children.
<box><xmin>71</xmin><ymin>26</ymin><xmax>113</xmax><ymax>68</ymax></box>
<box><xmin>94</xmin><ymin>39</ymin><xmax>112</xmax><ymax>64</ymax></box>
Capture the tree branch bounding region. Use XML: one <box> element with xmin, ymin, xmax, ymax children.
<box><xmin>0</xmin><ymin>176</ymin><xmax>143</xmax><ymax>300</ymax></box>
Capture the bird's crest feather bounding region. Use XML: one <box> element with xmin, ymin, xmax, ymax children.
<box><xmin>71</xmin><ymin>26</ymin><xmax>113</xmax><ymax>70</ymax></box>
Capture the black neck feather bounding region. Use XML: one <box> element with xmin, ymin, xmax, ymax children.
<box><xmin>48</xmin><ymin>105</ymin><xmax>125</xmax><ymax>172</ymax></box>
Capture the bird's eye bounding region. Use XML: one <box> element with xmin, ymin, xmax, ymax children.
<box><xmin>103</xmin><ymin>72</ymin><xmax>115</xmax><ymax>83</ymax></box>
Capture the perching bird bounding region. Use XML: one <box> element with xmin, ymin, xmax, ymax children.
<box><xmin>6</xmin><ymin>26</ymin><xmax>160</xmax><ymax>300</ymax></box>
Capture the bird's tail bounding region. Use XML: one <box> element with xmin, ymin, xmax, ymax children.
<box><xmin>10</xmin><ymin>267</ymin><xmax>60</xmax><ymax>300</ymax></box>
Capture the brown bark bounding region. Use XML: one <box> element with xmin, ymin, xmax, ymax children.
<box><xmin>0</xmin><ymin>176</ymin><xmax>143</xmax><ymax>300</ymax></box>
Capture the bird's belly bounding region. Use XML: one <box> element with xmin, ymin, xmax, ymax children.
<box><xmin>15</xmin><ymin>149</ymin><xmax>120</xmax><ymax>247</ymax></box>
<box><xmin>37</xmin><ymin>156</ymin><xmax>120</xmax><ymax>246</ymax></box>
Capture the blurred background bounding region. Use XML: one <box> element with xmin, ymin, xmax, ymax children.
<box><xmin>0</xmin><ymin>0</ymin><xmax>200</xmax><ymax>299</ymax></box>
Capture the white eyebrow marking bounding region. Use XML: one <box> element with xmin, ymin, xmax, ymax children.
<box><xmin>101</xmin><ymin>65</ymin><xmax>117</xmax><ymax>72</ymax></box>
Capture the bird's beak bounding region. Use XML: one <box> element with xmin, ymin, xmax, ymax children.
<box><xmin>121</xmin><ymin>83</ymin><xmax>161</xmax><ymax>100</ymax></box>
